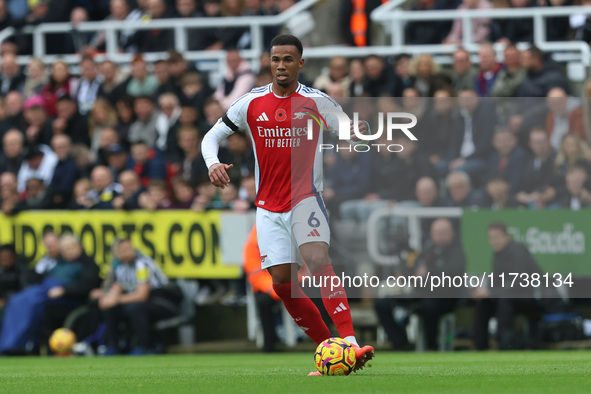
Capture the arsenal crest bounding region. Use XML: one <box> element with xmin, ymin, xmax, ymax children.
<box><xmin>275</xmin><ymin>108</ymin><xmax>287</xmax><ymax>122</ymax></box>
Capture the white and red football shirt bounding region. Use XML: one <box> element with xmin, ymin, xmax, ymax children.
<box><xmin>202</xmin><ymin>83</ymin><xmax>341</xmax><ymax>213</ymax></box>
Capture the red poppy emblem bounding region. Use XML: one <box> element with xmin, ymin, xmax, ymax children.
<box><xmin>275</xmin><ymin>108</ymin><xmax>287</xmax><ymax>122</ymax></box>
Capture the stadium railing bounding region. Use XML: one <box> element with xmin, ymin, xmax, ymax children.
<box><xmin>1</xmin><ymin>2</ymin><xmax>589</xmax><ymax>80</ymax></box>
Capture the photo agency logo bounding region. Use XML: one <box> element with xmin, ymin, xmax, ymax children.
<box><xmin>302</xmin><ymin>107</ymin><xmax>419</xmax><ymax>152</ymax></box>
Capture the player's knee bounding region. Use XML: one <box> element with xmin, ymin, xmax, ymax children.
<box><xmin>305</xmin><ymin>253</ymin><xmax>329</xmax><ymax>272</ymax></box>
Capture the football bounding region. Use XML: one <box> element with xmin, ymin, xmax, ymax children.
<box><xmin>49</xmin><ymin>328</ymin><xmax>77</xmax><ymax>356</ymax></box>
<box><xmin>314</xmin><ymin>337</ymin><xmax>356</xmax><ymax>376</ymax></box>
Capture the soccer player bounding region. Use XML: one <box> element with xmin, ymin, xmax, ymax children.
<box><xmin>202</xmin><ymin>35</ymin><xmax>374</xmax><ymax>375</ymax></box>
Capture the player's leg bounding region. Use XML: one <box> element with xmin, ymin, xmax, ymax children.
<box><xmin>256</xmin><ymin>206</ymin><xmax>331</xmax><ymax>345</ymax></box>
<box><xmin>293</xmin><ymin>196</ymin><xmax>374</xmax><ymax>371</ymax></box>
<box><xmin>267</xmin><ymin>263</ymin><xmax>332</xmax><ymax>345</ymax></box>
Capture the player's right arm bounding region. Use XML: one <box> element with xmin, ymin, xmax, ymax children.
<box><xmin>201</xmin><ymin>94</ymin><xmax>250</xmax><ymax>189</ymax></box>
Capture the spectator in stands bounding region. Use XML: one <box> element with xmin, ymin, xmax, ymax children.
<box><xmin>0</xmin><ymin>53</ymin><xmax>24</xmax><ymax>96</ymax></box>
<box><xmin>573</xmin><ymin>0</ymin><xmax>591</xmax><ymax>44</ymax></box>
<box><xmin>40</xmin><ymin>60</ymin><xmax>78</xmax><ymax>118</ymax></box>
<box><xmin>404</xmin><ymin>0</ymin><xmax>456</xmax><ymax>45</ymax></box>
<box><xmin>138</xmin><ymin>179</ymin><xmax>172</xmax><ymax>210</ymax></box>
<box><xmin>114</xmin><ymin>96</ymin><xmax>136</xmax><ymax>142</ymax></box>
<box><xmin>0</xmin><ymin>244</ymin><xmax>27</xmax><ymax>326</ymax></box>
<box><xmin>128</xmin><ymin>96</ymin><xmax>160</xmax><ymax>147</ymax></box>
<box><xmin>374</xmin><ymin>218</ymin><xmax>465</xmax><ymax>351</ymax></box>
<box><xmin>394</xmin><ymin>54</ymin><xmax>413</xmax><ymax>90</ymax></box>
<box><xmin>23</xmin><ymin>0</ymin><xmax>76</xmax><ymax>54</ymax></box>
<box><xmin>516</xmin><ymin>46</ymin><xmax>570</xmax><ymax>97</ymax></box>
<box><xmin>104</xmin><ymin>143</ymin><xmax>129</xmax><ymax>179</ymax></box>
<box><xmin>0</xmin><ymin>234</ymin><xmax>100</xmax><ymax>356</ymax></box>
<box><xmin>0</xmin><ymin>129</ymin><xmax>24</xmax><ymax>174</ymax></box>
<box><xmin>474</xmin><ymin>44</ymin><xmax>502</xmax><ymax>97</ymax></box>
<box><xmin>48</xmin><ymin>134</ymin><xmax>79</xmax><ymax>208</ymax></box>
<box><xmin>156</xmin><ymin>93</ymin><xmax>182</xmax><ymax>161</ymax></box>
<box><xmin>95</xmin><ymin>127</ymin><xmax>120</xmax><ymax>166</ymax></box>
<box><xmin>516</xmin><ymin>128</ymin><xmax>558</xmax><ymax>209</ymax></box>
<box><xmin>180</xmin><ymin>72</ymin><xmax>208</xmax><ymax>114</ymax></box>
<box><xmin>214</xmin><ymin>50</ymin><xmax>255</xmax><ymax>110</ymax></box>
<box><xmin>487</xmin><ymin>129</ymin><xmax>527</xmax><ymax>192</ymax></box>
<box><xmin>126</xmin><ymin>55</ymin><xmax>158</xmax><ymax>98</ymax></box>
<box><xmin>133</xmin><ymin>0</ymin><xmax>175</xmax><ymax>52</ymax></box>
<box><xmin>545</xmin><ymin>87</ymin><xmax>584</xmax><ymax>149</ymax></box>
<box><xmin>495</xmin><ymin>0</ymin><xmax>535</xmax><ymax>45</ymax></box>
<box><xmin>443</xmin><ymin>89</ymin><xmax>496</xmax><ymax>181</ymax></box>
<box><xmin>348</xmin><ymin>58</ymin><xmax>366</xmax><ymax>97</ymax></box>
<box><xmin>1</xmin><ymin>91</ymin><xmax>25</xmax><ymax>132</ymax></box>
<box><xmin>89</xmin><ymin>98</ymin><xmax>119</xmax><ymax>156</ymax></box>
<box><xmin>225</xmin><ymin>132</ymin><xmax>255</xmax><ymax>185</ymax></box>
<box><xmin>0</xmin><ymin>171</ymin><xmax>19</xmax><ymax>215</ymax></box>
<box><xmin>178</xmin><ymin>125</ymin><xmax>221</xmax><ymax>187</ymax></box>
<box><xmin>175</xmin><ymin>0</ymin><xmax>204</xmax><ymax>51</ymax></box>
<box><xmin>490</xmin><ymin>45</ymin><xmax>525</xmax><ymax>121</ymax></box>
<box><xmin>170</xmin><ymin>177</ymin><xmax>196</xmax><ymax>209</ymax></box>
<box><xmin>97</xmin><ymin>60</ymin><xmax>128</xmax><ymax>106</ymax></box>
<box><xmin>22</xmin><ymin>58</ymin><xmax>47</xmax><ymax>99</ymax></box>
<box><xmin>445</xmin><ymin>171</ymin><xmax>483</xmax><ymax>208</ymax></box>
<box><xmin>202</xmin><ymin>98</ymin><xmax>225</xmax><ymax>130</ymax></box>
<box><xmin>443</xmin><ymin>0</ymin><xmax>493</xmax><ymax>45</ymax></box>
<box><xmin>33</xmin><ymin>231</ymin><xmax>59</xmax><ymax>278</ymax></box>
<box><xmin>67</xmin><ymin>6</ymin><xmax>94</xmax><ymax>54</ymax></box>
<box><xmin>553</xmin><ymin>134</ymin><xmax>591</xmax><ymax>183</ymax></box>
<box><xmin>153</xmin><ymin>60</ymin><xmax>181</xmax><ymax>99</ymax></box>
<box><xmin>323</xmin><ymin>140</ymin><xmax>371</xmax><ymax>219</ymax></box>
<box><xmin>415</xmin><ymin>176</ymin><xmax>447</xmax><ymax>246</ymax></box>
<box><xmin>112</xmin><ymin>170</ymin><xmax>144</xmax><ymax>210</ymax></box>
<box><xmin>99</xmin><ymin>238</ymin><xmax>178</xmax><ymax>355</ymax></box>
<box><xmin>77</xmin><ymin>57</ymin><xmax>102</xmax><ymax>116</ymax></box>
<box><xmin>472</xmin><ymin>221</ymin><xmax>543</xmax><ymax>350</ymax></box>
<box><xmin>129</xmin><ymin>141</ymin><xmax>167</xmax><ymax>188</ymax></box>
<box><xmin>68</xmin><ymin>177</ymin><xmax>92</xmax><ymax>209</ymax></box>
<box><xmin>87</xmin><ymin>165</ymin><xmax>122</xmax><ymax>209</ymax></box>
<box><xmin>363</xmin><ymin>55</ymin><xmax>402</xmax><ymax>97</ymax></box>
<box><xmin>410</xmin><ymin>54</ymin><xmax>449</xmax><ymax>98</ymax></box>
<box><xmin>556</xmin><ymin>166</ymin><xmax>591</xmax><ymax>209</ymax></box>
<box><xmin>313</xmin><ymin>56</ymin><xmax>352</xmax><ymax>94</ymax></box>
<box><xmin>53</xmin><ymin>95</ymin><xmax>90</xmax><ymax>146</ymax></box>
<box><xmin>17</xmin><ymin>145</ymin><xmax>58</xmax><ymax>194</ymax></box>
<box><xmin>12</xmin><ymin>177</ymin><xmax>52</xmax><ymax>211</ymax></box>
<box><xmin>23</xmin><ymin>95</ymin><xmax>53</xmax><ymax>146</ymax></box>
<box><xmin>417</xmin><ymin>87</ymin><xmax>455</xmax><ymax>165</ymax></box>
<box><xmin>480</xmin><ymin>175</ymin><xmax>520</xmax><ymax>209</ymax></box>
<box><xmin>91</xmin><ymin>0</ymin><xmax>143</xmax><ymax>53</ymax></box>
<box><xmin>0</xmin><ymin>0</ymin><xmax>13</xmax><ymax>33</ymax></box>
<box><xmin>450</xmin><ymin>48</ymin><xmax>478</xmax><ymax>94</ymax></box>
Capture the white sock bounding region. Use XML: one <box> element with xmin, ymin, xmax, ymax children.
<box><xmin>344</xmin><ymin>336</ymin><xmax>359</xmax><ymax>347</ymax></box>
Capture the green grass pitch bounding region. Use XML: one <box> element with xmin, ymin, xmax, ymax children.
<box><xmin>1</xmin><ymin>351</ymin><xmax>590</xmax><ymax>393</ymax></box>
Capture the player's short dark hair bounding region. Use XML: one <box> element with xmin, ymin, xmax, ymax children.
<box><xmin>270</xmin><ymin>35</ymin><xmax>303</xmax><ymax>57</ymax></box>
<box><xmin>488</xmin><ymin>221</ymin><xmax>508</xmax><ymax>234</ymax></box>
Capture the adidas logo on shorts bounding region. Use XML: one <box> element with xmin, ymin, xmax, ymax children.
<box><xmin>257</xmin><ymin>112</ymin><xmax>269</xmax><ymax>121</ymax></box>
<box><xmin>307</xmin><ymin>229</ymin><xmax>321</xmax><ymax>237</ymax></box>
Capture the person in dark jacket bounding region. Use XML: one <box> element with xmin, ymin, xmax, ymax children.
<box><xmin>363</xmin><ymin>55</ymin><xmax>404</xmax><ymax>98</ymax></box>
<box><xmin>132</xmin><ymin>0</ymin><xmax>175</xmax><ymax>53</ymax></box>
<box><xmin>374</xmin><ymin>218</ymin><xmax>465</xmax><ymax>350</ymax></box>
<box><xmin>0</xmin><ymin>244</ymin><xmax>28</xmax><ymax>326</ymax></box>
<box><xmin>486</xmin><ymin>129</ymin><xmax>527</xmax><ymax>192</ymax></box>
<box><xmin>516</xmin><ymin>46</ymin><xmax>570</xmax><ymax>98</ymax></box>
<box><xmin>515</xmin><ymin>128</ymin><xmax>557</xmax><ymax>209</ymax></box>
<box><xmin>471</xmin><ymin>221</ymin><xmax>544</xmax><ymax>350</ymax></box>
<box><xmin>0</xmin><ymin>234</ymin><xmax>100</xmax><ymax>355</ymax></box>
<box><xmin>47</xmin><ymin>135</ymin><xmax>80</xmax><ymax>208</ymax></box>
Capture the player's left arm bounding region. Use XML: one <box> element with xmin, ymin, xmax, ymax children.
<box><xmin>319</xmin><ymin>97</ymin><xmax>369</xmax><ymax>142</ymax></box>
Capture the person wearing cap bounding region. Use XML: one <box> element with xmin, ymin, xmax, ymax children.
<box><xmin>16</xmin><ymin>144</ymin><xmax>58</xmax><ymax>194</ymax></box>
<box><xmin>23</xmin><ymin>94</ymin><xmax>53</xmax><ymax>146</ymax></box>
<box><xmin>105</xmin><ymin>143</ymin><xmax>131</xmax><ymax>179</ymax></box>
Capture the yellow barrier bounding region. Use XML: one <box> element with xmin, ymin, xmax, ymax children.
<box><xmin>0</xmin><ymin>210</ymin><xmax>241</xmax><ymax>279</ymax></box>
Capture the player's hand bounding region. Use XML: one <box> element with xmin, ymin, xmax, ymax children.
<box><xmin>209</xmin><ymin>163</ymin><xmax>234</xmax><ymax>189</ymax></box>
<box><xmin>48</xmin><ymin>286</ymin><xmax>65</xmax><ymax>299</ymax></box>
<box><xmin>349</xmin><ymin>120</ymin><xmax>368</xmax><ymax>142</ymax></box>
